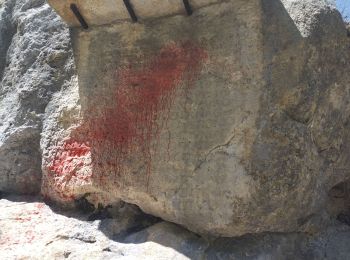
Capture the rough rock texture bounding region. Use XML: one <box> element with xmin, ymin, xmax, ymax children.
<box><xmin>346</xmin><ymin>22</ymin><xmax>350</xmax><ymax>37</ymax></box>
<box><xmin>1</xmin><ymin>195</ymin><xmax>350</xmax><ymax>260</ymax></box>
<box><xmin>1</xmin><ymin>0</ymin><xmax>350</xmax><ymax>258</ymax></box>
<box><xmin>41</xmin><ymin>0</ymin><xmax>350</xmax><ymax>237</ymax></box>
<box><xmin>1</xmin><ymin>0</ymin><xmax>350</xmax><ymax>251</ymax></box>
<box><xmin>0</xmin><ymin>0</ymin><xmax>75</xmax><ymax>194</ymax></box>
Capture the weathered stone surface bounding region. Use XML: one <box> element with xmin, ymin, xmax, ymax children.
<box><xmin>1</xmin><ymin>195</ymin><xmax>350</xmax><ymax>260</ymax></box>
<box><xmin>0</xmin><ymin>196</ymin><xmax>178</xmax><ymax>260</ymax></box>
<box><xmin>41</xmin><ymin>0</ymin><xmax>350</xmax><ymax>237</ymax></box>
<box><xmin>45</xmin><ymin>0</ymin><xmax>264</xmax><ymax>235</ymax></box>
<box><xmin>2</xmin><ymin>0</ymin><xmax>350</xmax><ymax>258</ymax></box>
<box><xmin>1</xmin><ymin>0</ymin><xmax>349</xmax><ymax>245</ymax></box>
<box><xmin>0</xmin><ymin>0</ymin><xmax>76</xmax><ymax>194</ymax></box>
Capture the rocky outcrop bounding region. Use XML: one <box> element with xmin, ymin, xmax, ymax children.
<box><xmin>1</xmin><ymin>195</ymin><xmax>350</xmax><ymax>259</ymax></box>
<box><xmin>40</xmin><ymin>0</ymin><xmax>350</xmax><ymax>237</ymax></box>
<box><xmin>1</xmin><ymin>0</ymin><xmax>350</xmax><ymax>252</ymax></box>
<box><xmin>0</xmin><ymin>0</ymin><xmax>75</xmax><ymax>194</ymax></box>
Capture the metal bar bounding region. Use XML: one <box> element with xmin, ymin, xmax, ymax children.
<box><xmin>183</xmin><ymin>0</ymin><xmax>193</xmax><ymax>16</ymax></box>
<box><xmin>123</xmin><ymin>0</ymin><xmax>138</xmax><ymax>22</ymax></box>
<box><xmin>70</xmin><ymin>4</ymin><xmax>89</xmax><ymax>29</ymax></box>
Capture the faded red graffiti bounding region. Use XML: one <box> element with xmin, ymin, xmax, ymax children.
<box><xmin>45</xmin><ymin>137</ymin><xmax>92</xmax><ymax>201</ymax></box>
<box><xmin>45</xmin><ymin>41</ymin><xmax>207</xmax><ymax>200</ymax></box>
<box><xmin>88</xmin><ymin>40</ymin><xmax>207</xmax><ymax>184</ymax></box>
<box><xmin>0</xmin><ymin>202</ymin><xmax>46</xmax><ymax>247</ymax></box>
<box><xmin>91</xmin><ymin>41</ymin><xmax>207</xmax><ymax>147</ymax></box>
<box><xmin>48</xmin><ymin>140</ymin><xmax>90</xmax><ymax>176</ymax></box>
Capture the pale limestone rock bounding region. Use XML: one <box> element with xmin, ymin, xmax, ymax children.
<box><xmin>1</xmin><ymin>196</ymin><xmax>350</xmax><ymax>259</ymax></box>
<box><xmin>41</xmin><ymin>0</ymin><xmax>350</xmax><ymax>237</ymax></box>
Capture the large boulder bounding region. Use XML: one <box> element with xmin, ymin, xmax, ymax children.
<box><xmin>41</xmin><ymin>0</ymin><xmax>350</xmax><ymax>237</ymax></box>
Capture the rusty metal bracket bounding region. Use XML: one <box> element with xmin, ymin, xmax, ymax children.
<box><xmin>70</xmin><ymin>4</ymin><xmax>89</xmax><ymax>29</ymax></box>
<box><xmin>183</xmin><ymin>0</ymin><xmax>193</xmax><ymax>16</ymax></box>
<box><xmin>123</xmin><ymin>0</ymin><xmax>138</xmax><ymax>22</ymax></box>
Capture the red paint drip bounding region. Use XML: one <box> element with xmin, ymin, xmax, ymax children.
<box><xmin>45</xmin><ymin>41</ymin><xmax>207</xmax><ymax>199</ymax></box>
<box><xmin>97</xmin><ymin>42</ymin><xmax>205</xmax><ymax>145</ymax></box>
<box><xmin>88</xmin><ymin>41</ymin><xmax>207</xmax><ymax>184</ymax></box>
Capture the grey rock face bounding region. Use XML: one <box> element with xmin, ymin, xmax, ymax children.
<box><xmin>0</xmin><ymin>0</ymin><xmax>75</xmax><ymax>194</ymax></box>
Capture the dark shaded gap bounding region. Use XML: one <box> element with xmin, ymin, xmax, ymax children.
<box><xmin>328</xmin><ymin>179</ymin><xmax>350</xmax><ymax>225</ymax></box>
<box><xmin>183</xmin><ymin>0</ymin><xmax>193</xmax><ymax>16</ymax></box>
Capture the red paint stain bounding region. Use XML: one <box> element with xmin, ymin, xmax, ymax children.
<box><xmin>45</xmin><ymin>41</ymin><xmax>207</xmax><ymax>200</ymax></box>
<box><xmin>36</xmin><ymin>203</ymin><xmax>45</xmax><ymax>210</ymax></box>
<box><xmin>48</xmin><ymin>140</ymin><xmax>90</xmax><ymax>177</ymax></box>
<box><xmin>25</xmin><ymin>230</ymin><xmax>35</xmax><ymax>243</ymax></box>
<box><xmin>92</xmin><ymin>41</ymin><xmax>206</xmax><ymax>147</ymax></box>
<box><xmin>15</xmin><ymin>217</ymin><xmax>31</xmax><ymax>222</ymax></box>
<box><xmin>45</xmin><ymin>137</ymin><xmax>92</xmax><ymax>201</ymax></box>
<box><xmin>0</xmin><ymin>203</ymin><xmax>47</xmax><ymax>247</ymax></box>
<box><xmin>88</xmin><ymin>41</ymin><xmax>207</xmax><ymax>185</ymax></box>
